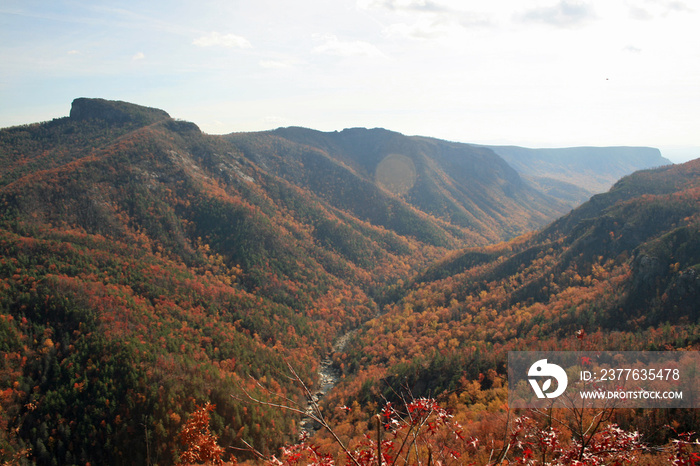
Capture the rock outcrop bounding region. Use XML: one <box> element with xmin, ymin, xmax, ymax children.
<box><xmin>69</xmin><ymin>97</ymin><xmax>170</xmax><ymax>125</ymax></box>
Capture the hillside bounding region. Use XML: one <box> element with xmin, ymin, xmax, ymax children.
<box><xmin>485</xmin><ymin>145</ymin><xmax>671</xmax><ymax>206</ymax></box>
<box><xmin>315</xmin><ymin>159</ymin><xmax>700</xmax><ymax>461</ymax></box>
<box><xmin>0</xmin><ymin>98</ymin><xmax>450</xmax><ymax>464</ymax></box>
<box><xmin>0</xmin><ymin>98</ymin><xmax>573</xmax><ymax>464</ymax></box>
<box><xmin>339</xmin><ymin>159</ymin><xmax>700</xmax><ymax>380</ymax></box>
<box><xmin>233</xmin><ymin>127</ymin><xmax>570</xmax><ymax>242</ymax></box>
<box><xmin>0</xmin><ymin>98</ymin><xmax>695</xmax><ymax>465</ymax></box>
<box><xmin>234</xmin><ymin>128</ymin><xmax>568</xmax><ymax>242</ymax></box>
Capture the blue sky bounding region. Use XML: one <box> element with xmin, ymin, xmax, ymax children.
<box><xmin>2</xmin><ymin>0</ymin><xmax>699</xmax><ymax>162</ymax></box>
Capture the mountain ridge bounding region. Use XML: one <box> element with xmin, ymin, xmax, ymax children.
<box><xmin>0</xmin><ymin>98</ymin><xmax>694</xmax><ymax>464</ymax></box>
<box><xmin>484</xmin><ymin>144</ymin><xmax>671</xmax><ymax>206</ymax></box>
<box><xmin>228</xmin><ymin>126</ymin><xmax>571</xmax><ymax>245</ymax></box>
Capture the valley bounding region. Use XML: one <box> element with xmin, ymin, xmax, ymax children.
<box><xmin>0</xmin><ymin>98</ymin><xmax>696</xmax><ymax>465</ymax></box>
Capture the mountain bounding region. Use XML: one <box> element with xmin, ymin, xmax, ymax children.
<box><xmin>318</xmin><ymin>159</ymin><xmax>699</xmax><ymax>459</ymax></box>
<box><xmin>329</xmin><ymin>159</ymin><xmax>700</xmax><ymax>420</ymax></box>
<box><xmin>0</xmin><ymin>98</ymin><xmax>569</xmax><ymax>464</ymax></box>
<box><xmin>0</xmin><ymin>99</ymin><xmax>340</xmax><ymax>464</ymax></box>
<box><xmin>0</xmin><ymin>98</ymin><xmax>694</xmax><ymax>464</ymax></box>
<box><xmin>484</xmin><ymin>145</ymin><xmax>671</xmax><ymax>206</ymax></box>
<box><xmin>226</xmin><ymin>127</ymin><xmax>571</xmax><ymax>245</ymax></box>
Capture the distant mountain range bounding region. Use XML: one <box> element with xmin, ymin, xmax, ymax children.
<box><xmin>0</xmin><ymin>98</ymin><xmax>690</xmax><ymax>465</ymax></box>
<box><xmin>484</xmin><ymin>144</ymin><xmax>671</xmax><ymax>206</ymax></box>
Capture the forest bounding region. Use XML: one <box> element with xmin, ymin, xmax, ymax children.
<box><xmin>0</xmin><ymin>98</ymin><xmax>697</xmax><ymax>465</ymax></box>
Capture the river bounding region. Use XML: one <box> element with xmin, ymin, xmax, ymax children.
<box><xmin>299</xmin><ymin>330</ymin><xmax>356</xmax><ymax>436</ymax></box>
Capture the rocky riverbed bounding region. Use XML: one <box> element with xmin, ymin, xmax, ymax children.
<box><xmin>299</xmin><ymin>330</ymin><xmax>356</xmax><ymax>437</ymax></box>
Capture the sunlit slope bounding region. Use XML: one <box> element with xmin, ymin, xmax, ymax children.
<box><xmin>233</xmin><ymin>127</ymin><xmax>571</xmax><ymax>243</ymax></box>
<box><xmin>338</xmin><ymin>159</ymin><xmax>700</xmax><ymax>403</ymax></box>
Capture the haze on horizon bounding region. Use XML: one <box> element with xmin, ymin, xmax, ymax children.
<box><xmin>1</xmin><ymin>0</ymin><xmax>699</xmax><ymax>163</ymax></box>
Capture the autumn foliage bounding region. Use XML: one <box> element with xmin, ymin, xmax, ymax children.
<box><xmin>249</xmin><ymin>391</ymin><xmax>699</xmax><ymax>465</ymax></box>
<box><xmin>0</xmin><ymin>99</ymin><xmax>698</xmax><ymax>464</ymax></box>
<box><xmin>179</xmin><ymin>403</ymin><xmax>226</xmax><ymax>465</ymax></box>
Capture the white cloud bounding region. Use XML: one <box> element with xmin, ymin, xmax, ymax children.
<box><xmin>627</xmin><ymin>0</ymin><xmax>693</xmax><ymax>20</ymax></box>
<box><xmin>358</xmin><ymin>0</ymin><xmax>493</xmax><ymax>42</ymax></box>
<box><xmin>193</xmin><ymin>32</ymin><xmax>252</xmax><ymax>49</ymax></box>
<box><xmin>384</xmin><ymin>18</ymin><xmax>457</xmax><ymax>39</ymax></box>
<box><xmin>132</xmin><ymin>52</ymin><xmax>145</xmax><ymax>60</ymax></box>
<box><xmin>628</xmin><ymin>5</ymin><xmax>653</xmax><ymax>20</ymax></box>
<box><xmin>312</xmin><ymin>34</ymin><xmax>383</xmax><ymax>57</ymax></box>
<box><xmin>381</xmin><ymin>12</ymin><xmax>491</xmax><ymax>41</ymax></box>
<box><xmin>667</xmin><ymin>1</ymin><xmax>692</xmax><ymax>12</ymax></box>
<box><xmin>357</xmin><ymin>0</ymin><xmax>448</xmax><ymax>12</ymax></box>
<box><xmin>520</xmin><ymin>0</ymin><xmax>597</xmax><ymax>27</ymax></box>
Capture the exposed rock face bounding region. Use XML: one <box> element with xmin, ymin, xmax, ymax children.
<box><xmin>69</xmin><ymin>97</ymin><xmax>170</xmax><ymax>125</ymax></box>
<box><xmin>632</xmin><ymin>254</ymin><xmax>664</xmax><ymax>290</ymax></box>
<box><xmin>164</xmin><ymin>119</ymin><xmax>201</xmax><ymax>134</ymax></box>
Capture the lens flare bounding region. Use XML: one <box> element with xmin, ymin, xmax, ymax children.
<box><xmin>374</xmin><ymin>153</ymin><xmax>417</xmax><ymax>196</ymax></box>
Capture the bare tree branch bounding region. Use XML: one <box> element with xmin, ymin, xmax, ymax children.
<box><xmin>234</xmin><ymin>362</ymin><xmax>363</xmax><ymax>466</ymax></box>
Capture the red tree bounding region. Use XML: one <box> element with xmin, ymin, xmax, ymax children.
<box><xmin>179</xmin><ymin>402</ymin><xmax>227</xmax><ymax>465</ymax></box>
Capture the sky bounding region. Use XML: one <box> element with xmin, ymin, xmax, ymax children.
<box><xmin>1</xmin><ymin>0</ymin><xmax>699</xmax><ymax>163</ymax></box>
